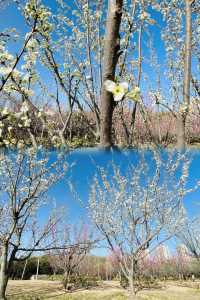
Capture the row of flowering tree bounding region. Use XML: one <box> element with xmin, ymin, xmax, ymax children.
<box><xmin>107</xmin><ymin>244</ymin><xmax>194</xmax><ymax>281</ymax></box>
<box><xmin>0</xmin><ymin>0</ymin><xmax>199</xmax><ymax>148</ymax></box>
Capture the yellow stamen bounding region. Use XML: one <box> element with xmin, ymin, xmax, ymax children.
<box><xmin>113</xmin><ymin>85</ymin><xmax>124</xmax><ymax>96</ymax></box>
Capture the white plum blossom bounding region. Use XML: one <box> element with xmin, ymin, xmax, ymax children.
<box><xmin>104</xmin><ymin>80</ymin><xmax>128</xmax><ymax>101</ymax></box>
<box><xmin>104</xmin><ymin>80</ymin><xmax>141</xmax><ymax>102</ymax></box>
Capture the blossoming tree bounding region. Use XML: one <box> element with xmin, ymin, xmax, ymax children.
<box><xmin>177</xmin><ymin>218</ymin><xmax>200</xmax><ymax>261</ymax></box>
<box><xmin>88</xmin><ymin>150</ymin><xmax>197</xmax><ymax>299</ymax></box>
<box><xmin>0</xmin><ymin>149</ymin><xmax>68</xmax><ymax>299</ymax></box>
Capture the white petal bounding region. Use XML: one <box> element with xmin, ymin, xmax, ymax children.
<box><xmin>114</xmin><ymin>92</ymin><xmax>124</xmax><ymax>101</ymax></box>
<box><xmin>119</xmin><ymin>82</ymin><xmax>128</xmax><ymax>92</ymax></box>
<box><xmin>104</xmin><ymin>80</ymin><xmax>116</xmax><ymax>92</ymax></box>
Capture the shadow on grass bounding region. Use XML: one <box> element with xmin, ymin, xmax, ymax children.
<box><xmin>7</xmin><ymin>287</ymin><xmax>67</xmax><ymax>300</ymax></box>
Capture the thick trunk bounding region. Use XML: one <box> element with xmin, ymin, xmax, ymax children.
<box><xmin>100</xmin><ymin>0</ymin><xmax>123</xmax><ymax>148</ymax></box>
<box><xmin>100</xmin><ymin>88</ymin><xmax>115</xmax><ymax>148</ymax></box>
<box><xmin>0</xmin><ymin>245</ymin><xmax>9</xmax><ymax>300</ymax></box>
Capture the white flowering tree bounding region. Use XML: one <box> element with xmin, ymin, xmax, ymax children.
<box><xmin>0</xmin><ymin>0</ymin><xmax>161</xmax><ymax>147</ymax></box>
<box><xmin>88</xmin><ymin>151</ymin><xmax>197</xmax><ymax>299</ymax></box>
<box><xmin>177</xmin><ymin>218</ymin><xmax>200</xmax><ymax>261</ymax></box>
<box><xmin>0</xmin><ymin>148</ymin><xmax>69</xmax><ymax>299</ymax></box>
<box><xmin>0</xmin><ymin>0</ymin><xmax>53</xmax><ymax>147</ymax></box>
<box><xmin>0</xmin><ymin>0</ymin><xmax>199</xmax><ymax>147</ymax></box>
<box><xmin>151</xmin><ymin>0</ymin><xmax>200</xmax><ymax>148</ymax></box>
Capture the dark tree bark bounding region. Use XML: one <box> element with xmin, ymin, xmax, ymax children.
<box><xmin>100</xmin><ymin>0</ymin><xmax>123</xmax><ymax>148</ymax></box>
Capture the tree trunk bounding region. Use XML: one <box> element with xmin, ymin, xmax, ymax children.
<box><xmin>63</xmin><ymin>270</ymin><xmax>71</xmax><ymax>292</ymax></box>
<box><xmin>177</xmin><ymin>0</ymin><xmax>192</xmax><ymax>149</ymax></box>
<box><xmin>36</xmin><ymin>257</ymin><xmax>40</xmax><ymax>280</ymax></box>
<box><xmin>0</xmin><ymin>245</ymin><xmax>9</xmax><ymax>300</ymax></box>
<box><xmin>21</xmin><ymin>260</ymin><xmax>28</xmax><ymax>280</ymax></box>
<box><xmin>128</xmin><ymin>276</ymin><xmax>136</xmax><ymax>300</ymax></box>
<box><xmin>177</xmin><ymin>114</ymin><xmax>186</xmax><ymax>149</ymax></box>
<box><xmin>100</xmin><ymin>0</ymin><xmax>123</xmax><ymax>148</ymax></box>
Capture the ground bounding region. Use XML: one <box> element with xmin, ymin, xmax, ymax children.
<box><xmin>6</xmin><ymin>280</ymin><xmax>200</xmax><ymax>300</ymax></box>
